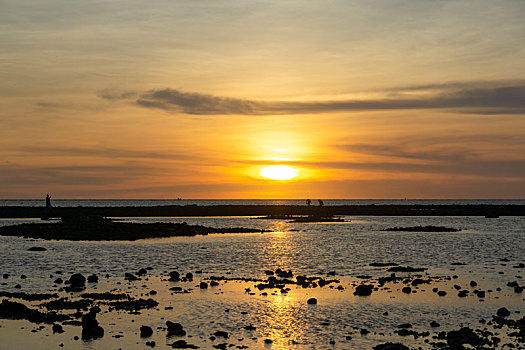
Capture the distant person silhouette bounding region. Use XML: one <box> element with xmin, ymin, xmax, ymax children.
<box><xmin>318</xmin><ymin>199</ymin><xmax>324</xmax><ymax>207</ymax></box>
<box><xmin>45</xmin><ymin>194</ymin><xmax>52</xmax><ymax>209</ymax></box>
<box><xmin>306</xmin><ymin>199</ymin><xmax>311</xmax><ymax>206</ymax></box>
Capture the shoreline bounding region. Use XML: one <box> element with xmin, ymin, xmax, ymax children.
<box><xmin>0</xmin><ymin>204</ymin><xmax>523</xmax><ymax>218</ymax></box>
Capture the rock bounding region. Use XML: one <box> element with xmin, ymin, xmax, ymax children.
<box><xmin>87</xmin><ymin>274</ymin><xmax>98</xmax><ymax>283</ymax></box>
<box><xmin>477</xmin><ymin>291</ymin><xmax>486</xmax><ymax>298</ymax></box>
<box><xmin>243</xmin><ymin>324</ymin><xmax>256</xmax><ymax>330</ymax></box>
<box><xmin>170</xmin><ymin>340</ymin><xmax>199</xmax><ymax>349</ymax></box>
<box><xmin>124</xmin><ymin>273</ymin><xmax>139</xmax><ymax>281</ymax></box>
<box><xmin>264</xmin><ymin>339</ymin><xmax>273</xmax><ymax>344</ymax></box>
<box><xmin>307</xmin><ymin>298</ymin><xmax>317</xmax><ymax>304</ymax></box>
<box><xmin>2</xmin><ymin>274</ymin><xmax>8</xmax><ymax>279</ymax></box>
<box><xmin>52</xmin><ymin>323</ymin><xmax>64</xmax><ymax>333</ymax></box>
<box><xmin>137</xmin><ymin>268</ymin><xmax>148</xmax><ymax>276</ymax></box>
<box><xmin>27</xmin><ymin>247</ymin><xmax>47</xmax><ymax>251</ymax></box>
<box><xmin>437</xmin><ymin>290</ymin><xmax>447</xmax><ymax>296</ymax></box>
<box><xmin>264</xmin><ymin>270</ymin><xmax>274</xmax><ymax>275</ymax></box>
<box><xmin>166</xmin><ymin>321</ymin><xmax>186</xmax><ymax>336</ymax></box>
<box><xmin>397</xmin><ymin>323</ymin><xmax>412</xmax><ymax>329</ymax></box>
<box><xmin>81</xmin><ymin>312</ymin><xmax>104</xmax><ymax>340</ymax></box>
<box><xmin>402</xmin><ymin>287</ymin><xmax>411</xmax><ymax>294</ymax></box>
<box><xmin>458</xmin><ymin>290</ymin><xmax>468</xmax><ymax>297</ymax></box>
<box><xmin>20</xmin><ymin>275</ymin><xmax>27</xmax><ymax>279</ymax></box>
<box><xmin>140</xmin><ymin>325</ymin><xmax>153</xmax><ymax>338</ymax></box>
<box><xmin>210</xmin><ymin>281</ymin><xmax>219</xmax><ymax>287</ymax></box>
<box><xmin>387</xmin><ymin>266</ymin><xmax>427</xmax><ymax>273</ymax></box>
<box><xmin>353</xmin><ymin>284</ymin><xmax>373</xmax><ymax>296</ymax></box>
<box><xmin>470</xmin><ymin>280</ymin><xmax>477</xmax><ymax>287</ymax></box>
<box><xmin>54</xmin><ymin>278</ymin><xmax>63</xmax><ymax>284</ymax></box>
<box><xmin>360</xmin><ymin>328</ymin><xmax>370</xmax><ymax>335</ymax></box>
<box><xmin>68</xmin><ymin>274</ymin><xmax>86</xmax><ymax>291</ymax></box>
<box><xmin>146</xmin><ymin>340</ymin><xmax>156</xmax><ymax>347</ymax></box>
<box><xmin>444</xmin><ymin>327</ymin><xmax>490</xmax><ymax>348</ymax></box>
<box><xmin>430</xmin><ymin>321</ymin><xmax>440</xmax><ymax>327</ymax></box>
<box><xmin>497</xmin><ymin>307</ymin><xmax>511</xmax><ymax>317</ymax></box>
<box><xmin>213</xmin><ymin>330</ymin><xmax>228</xmax><ymax>338</ymax></box>
<box><xmin>199</xmin><ymin>281</ymin><xmax>208</xmax><ymax>289</ymax></box>
<box><xmin>373</xmin><ymin>342</ymin><xmax>410</xmax><ymax>350</ymax></box>
<box><xmin>169</xmin><ymin>271</ymin><xmax>180</xmax><ymax>281</ymax></box>
<box><xmin>185</xmin><ymin>272</ymin><xmax>193</xmax><ymax>281</ymax></box>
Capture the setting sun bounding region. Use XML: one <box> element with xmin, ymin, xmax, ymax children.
<box><xmin>260</xmin><ymin>165</ymin><xmax>300</xmax><ymax>180</ymax></box>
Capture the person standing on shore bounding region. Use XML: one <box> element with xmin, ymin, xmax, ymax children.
<box><xmin>45</xmin><ymin>194</ymin><xmax>52</xmax><ymax>209</ymax></box>
<box><xmin>306</xmin><ymin>199</ymin><xmax>311</xmax><ymax>206</ymax></box>
<box><xmin>318</xmin><ymin>199</ymin><xmax>324</xmax><ymax>207</ymax></box>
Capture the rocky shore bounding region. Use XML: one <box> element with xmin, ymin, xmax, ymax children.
<box><xmin>0</xmin><ymin>218</ymin><xmax>265</xmax><ymax>241</ymax></box>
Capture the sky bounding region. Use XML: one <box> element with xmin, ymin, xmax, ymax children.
<box><xmin>1</xmin><ymin>0</ymin><xmax>524</xmax><ymax>199</ymax></box>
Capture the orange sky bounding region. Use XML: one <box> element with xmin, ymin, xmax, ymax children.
<box><xmin>1</xmin><ymin>1</ymin><xmax>524</xmax><ymax>198</ymax></box>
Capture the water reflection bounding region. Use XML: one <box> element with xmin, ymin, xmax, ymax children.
<box><xmin>258</xmin><ymin>295</ymin><xmax>306</xmax><ymax>348</ymax></box>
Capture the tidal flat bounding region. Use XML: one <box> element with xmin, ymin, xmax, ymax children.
<box><xmin>0</xmin><ymin>215</ymin><xmax>524</xmax><ymax>349</ymax></box>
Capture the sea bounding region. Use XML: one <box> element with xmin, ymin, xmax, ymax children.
<box><xmin>0</xmin><ymin>199</ymin><xmax>524</xmax><ymax>349</ymax></box>
<box><xmin>1</xmin><ymin>198</ymin><xmax>524</xmax><ymax>207</ymax></box>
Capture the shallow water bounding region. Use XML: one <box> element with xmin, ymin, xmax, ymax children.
<box><xmin>0</xmin><ymin>216</ymin><xmax>524</xmax><ymax>349</ymax></box>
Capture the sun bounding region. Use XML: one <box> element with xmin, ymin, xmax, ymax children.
<box><xmin>259</xmin><ymin>165</ymin><xmax>299</xmax><ymax>180</ymax></box>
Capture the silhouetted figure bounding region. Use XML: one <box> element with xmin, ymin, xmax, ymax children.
<box><xmin>306</xmin><ymin>199</ymin><xmax>311</xmax><ymax>206</ymax></box>
<box><xmin>318</xmin><ymin>199</ymin><xmax>324</xmax><ymax>207</ymax></box>
<box><xmin>45</xmin><ymin>194</ymin><xmax>52</xmax><ymax>209</ymax></box>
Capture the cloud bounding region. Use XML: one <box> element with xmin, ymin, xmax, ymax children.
<box><xmin>101</xmin><ymin>81</ymin><xmax>525</xmax><ymax>115</ymax></box>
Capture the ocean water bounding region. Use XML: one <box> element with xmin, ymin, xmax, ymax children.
<box><xmin>1</xmin><ymin>198</ymin><xmax>524</xmax><ymax>207</ymax></box>
<box><xmin>0</xmin><ymin>215</ymin><xmax>524</xmax><ymax>349</ymax></box>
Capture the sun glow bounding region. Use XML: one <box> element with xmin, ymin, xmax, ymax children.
<box><xmin>260</xmin><ymin>165</ymin><xmax>300</xmax><ymax>180</ymax></box>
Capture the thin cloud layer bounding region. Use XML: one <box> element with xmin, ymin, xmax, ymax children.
<box><xmin>102</xmin><ymin>81</ymin><xmax>525</xmax><ymax>115</ymax></box>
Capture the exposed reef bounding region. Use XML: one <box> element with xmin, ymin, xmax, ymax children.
<box><xmin>381</xmin><ymin>225</ymin><xmax>462</xmax><ymax>232</ymax></box>
<box><xmin>0</xmin><ymin>217</ymin><xmax>265</xmax><ymax>241</ymax></box>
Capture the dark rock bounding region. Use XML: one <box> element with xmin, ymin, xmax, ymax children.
<box><xmin>430</xmin><ymin>321</ymin><xmax>440</xmax><ymax>327</ymax></box>
<box><xmin>373</xmin><ymin>342</ymin><xmax>410</xmax><ymax>350</ymax></box>
<box><xmin>166</xmin><ymin>321</ymin><xmax>186</xmax><ymax>336</ymax></box>
<box><xmin>497</xmin><ymin>307</ymin><xmax>511</xmax><ymax>317</ymax></box>
<box><xmin>2</xmin><ymin>274</ymin><xmax>8</xmax><ymax>279</ymax></box>
<box><xmin>387</xmin><ymin>266</ymin><xmax>427</xmax><ymax>273</ymax></box>
<box><xmin>146</xmin><ymin>340</ymin><xmax>156</xmax><ymax>347</ymax></box>
<box><xmin>169</xmin><ymin>271</ymin><xmax>180</xmax><ymax>281</ymax></box>
<box><xmin>437</xmin><ymin>290</ymin><xmax>447</xmax><ymax>296</ymax></box>
<box><xmin>470</xmin><ymin>280</ymin><xmax>477</xmax><ymax>287</ymax></box>
<box><xmin>170</xmin><ymin>340</ymin><xmax>199</xmax><ymax>349</ymax></box>
<box><xmin>0</xmin><ymin>299</ymin><xmax>69</xmax><ymax>324</ymax></box>
<box><xmin>185</xmin><ymin>272</ymin><xmax>193</xmax><ymax>280</ymax></box>
<box><xmin>124</xmin><ymin>273</ymin><xmax>139</xmax><ymax>281</ymax></box>
<box><xmin>209</xmin><ymin>281</ymin><xmax>219</xmax><ymax>287</ymax></box>
<box><xmin>213</xmin><ymin>331</ymin><xmax>229</xmax><ymax>338</ymax></box>
<box><xmin>458</xmin><ymin>290</ymin><xmax>468</xmax><ymax>297</ymax></box>
<box><xmin>397</xmin><ymin>323</ymin><xmax>412</xmax><ymax>329</ymax></box>
<box><xmin>402</xmin><ymin>287</ymin><xmax>412</xmax><ymax>294</ymax></box>
<box><xmin>444</xmin><ymin>327</ymin><xmax>490</xmax><ymax>348</ymax></box>
<box><xmin>243</xmin><ymin>324</ymin><xmax>256</xmax><ymax>330</ymax></box>
<box><xmin>108</xmin><ymin>298</ymin><xmax>158</xmax><ymax>311</ymax></box>
<box><xmin>140</xmin><ymin>325</ymin><xmax>153</xmax><ymax>338</ymax></box>
<box><xmin>360</xmin><ymin>328</ymin><xmax>370</xmax><ymax>335</ymax></box>
<box><xmin>199</xmin><ymin>281</ymin><xmax>208</xmax><ymax>289</ymax></box>
<box><xmin>54</xmin><ymin>278</ymin><xmax>63</xmax><ymax>284</ymax></box>
<box><xmin>52</xmin><ymin>323</ymin><xmax>64</xmax><ymax>333</ymax></box>
<box><xmin>307</xmin><ymin>298</ymin><xmax>317</xmax><ymax>304</ymax></box>
<box><xmin>370</xmin><ymin>262</ymin><xmax>399</xmax><ymax>267</ymax></box>
<box><xmin>20</xmin><ymin>275</ymin><xmax>27</xmax><ymax>279</ymax></box>
<box><xmin>27</xmin><ymin>247</ymin><xmax>47</xmax><ymax>251</ymax></box>
<box><xmin>264</xmin><ymin>339</ymin><xmax>273</xmax><ymax>344</ymax></box>
<box><xmin>87</xmin><ymin>274</ymin><xmax>98</xmax><ymax>283</ymax></box>
<box><xmin>67</xmin><ymin>274</ymin><xmax>86</xmax><ymax>291</ymax></box>
<box><xmin>137</xmin><ymin>268</ymin><xmax>148</xmax><ymax>276</ymax></box>
<box><xmin>81</xmin><ymin>312</ymin><xmax>104</xmax><ymax>340</ymax></box>
<box><xmin>353</xmin><ymin>284</ymin><xmax>373</xmax><ymax>296</ymax></box>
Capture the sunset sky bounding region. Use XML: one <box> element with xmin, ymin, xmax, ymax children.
<box><xmin>1</xmin><ymin>0</ymin><xmax>524</xmax><ymax>199</ymax></box>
